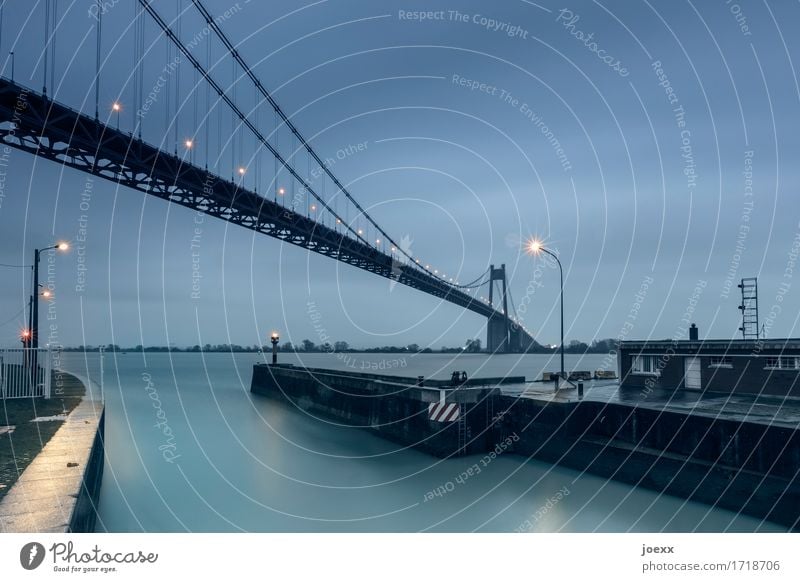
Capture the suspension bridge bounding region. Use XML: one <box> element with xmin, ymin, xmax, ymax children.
<box><xmin>0</xmin><ymin>0</ymin><xmax>537</xmax><ymax>353</ymax></box>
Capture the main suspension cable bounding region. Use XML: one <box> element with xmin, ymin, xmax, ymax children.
<box><xmin>189</xmin><ymin>0</ymin><xmax>424</xmax><ymax>274</ymax></box>
<box><xmin>137</xmin><ymin>0</ymin><xmax>362</xmax><ymax>243</ymax></box>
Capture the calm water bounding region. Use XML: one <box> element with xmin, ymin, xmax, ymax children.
<box><xmin>59</xmin><ymin>352</ymin><xmax>784</xmax><ymax>532</ymax></box>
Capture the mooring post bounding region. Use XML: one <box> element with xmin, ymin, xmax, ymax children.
<box><xmin>578</xmin><ymin>382</ymin><xmax>584</xmax><ymax>399</ymax></box>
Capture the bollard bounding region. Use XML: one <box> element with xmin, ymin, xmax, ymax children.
<box><xmin>417</xmin><ymin>375</ymin><xmax>425</xmax><ymax>387</ymax></box>
<box><xmin>578</xmin><ymin>382</ymin><xmax>584</xmax><ymax>399</ymax></box>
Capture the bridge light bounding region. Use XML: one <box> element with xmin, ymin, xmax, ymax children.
<box><xmin>358</xmin><ymin>229</ymin><xmax>363</xmax><ymax>235</ymax></box>
<box><xmin>310</xmin><ymin>204</ymin><xmax>317</xmax><ymax>212</ymax></box>
<box><xmin>238</xmin><ymin>167</ymin><xmax>246</xmax><ymax>175</ymax></box>
<box><xmin>336</xmin><ymin>218</ymin><xmax>341</xmax><ymax>224</ymax></box>
<box><xmin>376</xmin><ymin>239</ymin><xmax>381</xmax><ymax>245</ymax></box>
<box><xmin>391</xmin><ymin>246</ymin><xmax>396</xmax><ymax>252</ymax></box>
<box><xmin>415</xmin><ymin>259</ymin><xmax>420</xmax><ymax>263</ymax></box>
<box><xmin>111</xmin><ymin>102</ymin><xmax>122</xmax><ymax>129</ymax></box>
<box><xmin>184</xmin><ymin>139</ymin><xmax>194</xmax><ymax>149</ymax></box>
<box><xmin>278</xmin><ymin>187</ymin><xmax>285</xmax><ymax>195</ymax></box>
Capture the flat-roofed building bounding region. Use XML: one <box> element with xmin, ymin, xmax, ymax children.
<box><xmin>618</xmin><ymin>324</ymin><xmax>800</xmax><ymax>397</ymax></box>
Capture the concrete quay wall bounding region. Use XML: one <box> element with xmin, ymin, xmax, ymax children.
<box><xmin>251</xmin><ymin>364</ymin><xmax>501</xmax><ymax>457</ymax></box>
<box><xmin>0</xmin><ymin>396</ymin><xmax>105</xmax><ymax>533</ymax></box>
<box><xmin>493</xmin><ymin>397</ymin><xmax>800</xmax><ymax>530</ymax></box>
<box><xmin>252</xmin><ymin>364</ymin><xmax>800</xmax><ymax>529</ymax></box>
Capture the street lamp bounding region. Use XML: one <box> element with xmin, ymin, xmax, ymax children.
<box><xmin>111</xmin><ymin>101</ymin><xmax>121</xmax><ymax>129</ymax></box>
<box><xmin>30</xmin><ymin>242</ymin><xmax>69</xmax><ymax>352</ymax></box>
<box><xmin>528</xmin><ymin>239</ymin><xmax>565</xmax><ymax>382</ymax></box>
<box><xmin>184</xmin><ymin>139</ymin><xmax>194</xmax><ymax>162</ymax></box>
<box><xmin>270</xmin><ymin>331</ymin><xmax>280</xmax><ymax>365</ymax></box>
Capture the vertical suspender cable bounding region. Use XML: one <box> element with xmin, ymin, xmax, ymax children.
<box><xmin>43</xmin><ymin>0</ymin><xmax>49</xmax><ymax>95</ymax></box>
<box><xmin>237</xmin><ymin>64</ymin><xmax>243</xmax><ymax>175</ymax></box>
<box><xmin>165</xmin><ymin>38</ymin><xmax>170</xmax><ymax>144</ymax></box>
<box><xmin>50</xmin><ymin>0</ymin><xmax>56</xmax><ymax>95</ymax></box>
<box><xmin>290</xmin><ymin>133</ymin><xmax>296</xmax><ymax>209</ymax></box>
<box><xmin>132</xmin><ymin>0</ymin><xmax>138</xmax><ymax>136</ymax></box>
<box><xmin>94</xmin><ymin>0</ymin><xmax>101</xmax><ymax>118</ymax></box>
<box><xmin>205</xmin><ymin>34</ymin><xmax>209</xmax><ymax>168</ymax></box>
<box><xmin>190</xmin><ymin>8</ymin><xmax>196</xmax><ymax>164</ymax></box>
<box><xmin>273</xmin><ymin>108</ymin><xmax>278</xmax><ymax>201</ymax></box>
<box><xmin>230</xmin><ymin>59</ymin><xmax>235</xmax><ymax>178</ymax></box>
<box><xmin>254</xmin><ymin>85</ymin><xmax>259</xmax><ymax>192</ymax></box>
<box><xmin>174</xmin><ymin>0</ymin><xmax>181</xmax><ymax>153</ymax></box>
<box><xmin>138</xmin><ymin>4</ymin><xmax>144</xmax><ymax>139</ymax></box>
<box><xmin>216</xmin><ymin>91</ymin><xmax>221</xmax><ymax>171</ymax></box>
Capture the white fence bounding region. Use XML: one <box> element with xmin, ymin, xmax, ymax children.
<box><xmin>0</xmin><ymin>348</ymin><xmax>52</xmax><ymax>399</ymax></box>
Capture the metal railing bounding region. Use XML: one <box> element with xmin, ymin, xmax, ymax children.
<box><xmin>0</xmin><ymin>348</ymin><xmax>52</xmax><ymax>399</ymax></box>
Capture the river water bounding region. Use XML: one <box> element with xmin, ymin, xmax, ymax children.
<box><xmin>58</xmin><ymin>351</ymin><xmax>783</xmax><ymax>532</ymax></box>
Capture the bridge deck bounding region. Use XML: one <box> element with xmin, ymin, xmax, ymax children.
<box><xmin>0</xmin><ymin>78</ymin><xmax>534</xmax><ymax>346</ymax></box>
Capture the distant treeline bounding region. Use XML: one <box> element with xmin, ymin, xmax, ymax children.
<box><xmin>60</xmin><ymin>338</ymin><xmax>620</xmax><ymax>354</ymax></box>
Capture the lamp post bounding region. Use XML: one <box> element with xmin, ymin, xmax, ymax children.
<box><xmin>30</xmin><ymin>242</ymin><xmax>69</xmax><ymax>353</ymax></box>
<box><xmin>270</xmin><ymin>332</ymin><xmax>280</xmax><ymax>365</ymax></box>
<box><xmin>528</xmin><ymin>240</ymin><xmax>565</xmax><ymax>382</ymax></box>
<box><xmin>112</xmin><ymin>101</ymin><xmax>121</xmax><ymax>129</ymax></box>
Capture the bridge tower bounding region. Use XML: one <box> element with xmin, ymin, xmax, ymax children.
<box><xmin>487</xmin><ymin>264</ymin><xmax>511</xmax><ymax>353</ymax></box>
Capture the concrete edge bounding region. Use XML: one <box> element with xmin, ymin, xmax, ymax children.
<box><xmin>0</xmin><ymin>372</ymin><xmax>105</xmax><ymax>533</ymax></box>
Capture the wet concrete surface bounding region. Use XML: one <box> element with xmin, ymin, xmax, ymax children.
<box><xmin>0</xmin><ymin>389</ymin><xmax>103</xmax><ymax>532</ymax></box>
<box><xmin>500</xmin><ymin>380</ymin><xmax>800</xmax><ymax>428</ymax></box>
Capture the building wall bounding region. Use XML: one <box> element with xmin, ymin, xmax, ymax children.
<box><xmin>619</xmin><ymin>344</ymin><xmax>800</xmax><ymax>397</ymax></box>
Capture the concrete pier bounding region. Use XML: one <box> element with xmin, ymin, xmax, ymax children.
<box><xmin>251</xmin><ymin>364</ymin><xmax>520</xmax><ymax>457</ymax></box>
<box><xmin>0</xmin><ymin>376</ymin><xmax>104</xmax><ymax>533</ymax></box>
<box><xmin>251</xmin><ymin>364</ymin><xmax>800</xmax><ymax>530</ymax></box>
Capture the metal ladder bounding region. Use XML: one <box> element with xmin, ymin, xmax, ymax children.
<box><xmin>456</xmin><ymin>406</ymin><xmax>467</xmax><ymax>456</ymax></box>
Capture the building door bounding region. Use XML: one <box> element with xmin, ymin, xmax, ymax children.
<box><xmin>684</xmin><ymin>357</ymin><xmax>701</xmax><ymax>389</ymax></box>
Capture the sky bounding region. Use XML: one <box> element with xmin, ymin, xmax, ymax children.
<box><xmin>1</xmin><ymin>0</ymin><xmax>799</xmax><ymax>349</ymax></box>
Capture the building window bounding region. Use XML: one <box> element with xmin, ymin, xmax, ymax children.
<box><xmin>631</xmin><ymin>355</ymin><xmax>660</xmax><ymax>375</ymax></box>
<box><xmin>709</xmin><ymin>356</ymin><xmax>732</xmax><ymax>368</ymax></box>
<box><xmin>764</xmin><ymin>357</ymin><xmax>800</xmax><ymax>370</ymax></box>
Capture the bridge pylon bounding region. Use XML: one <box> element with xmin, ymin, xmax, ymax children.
<box><xmin>487</xmin><ymin>264</ymin><xmax>512</xmax><ymax>353</ymax></box>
